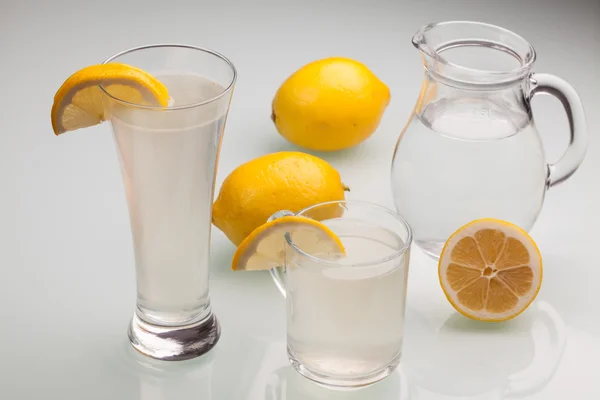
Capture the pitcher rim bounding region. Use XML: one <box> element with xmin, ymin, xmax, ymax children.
<box><xmin>412</xmin><ymin>21</ymin><xmax>537</xmax><ymax>85</ymax></box>
<box><xmin>99</xmin><ymin>43</ymin><xmax>237</xmax><ymax>111</ymax></box>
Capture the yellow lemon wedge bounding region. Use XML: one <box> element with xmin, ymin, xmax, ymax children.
<box><xmin>232</xmin><ymin>216</ymin><xmax>346</xmax><ymax>271</ymax></box>
<box><xmin>51</xmin><ymin>63</ymin><xmax>169</xmax><ymax>135</ymax></box>
<box><xmin>438</xmin><ymin>219</ymin><xmax>542</xmax><ymax>322</ymax></box>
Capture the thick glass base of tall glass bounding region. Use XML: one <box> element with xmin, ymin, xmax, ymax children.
<box><xmin>102</xmin><ymin>44</ymin><xmax>236</xmax><ymax>361</ymax></box>
<box><xmin>128</xmin><ymin>312</ymin><xmax>220</xmax><ymax>361</ymax></box>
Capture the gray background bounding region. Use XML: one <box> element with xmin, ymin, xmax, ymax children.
<box><xmin>1</xmin><ymin>0</ymin><xmax>598</xmax><ymax>398</ymax></box>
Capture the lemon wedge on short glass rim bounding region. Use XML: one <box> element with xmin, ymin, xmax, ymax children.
<box><xmin>232</xmin><ymin>216</ymin><xmax>346</xmax><ymax>271</ymax></box>
<box><xmin>438</xmin><ymin>218</ymin><xmax>543</xmax><ymax>322</ymax></box>
<box><xmin>51</xmin><ymin>63</ymin><xmax>169</xmax><ymax>135</ymax></box>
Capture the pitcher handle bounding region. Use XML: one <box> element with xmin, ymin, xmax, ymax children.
<box><xmin>529</xmin><ymin>73</ymin><xmax>588</xmax><ymax>187</ymax></box>
<box><xmin>267</xmin><ymin>210</ymin><xmax>295</xmax><ymax>298</ymax></box>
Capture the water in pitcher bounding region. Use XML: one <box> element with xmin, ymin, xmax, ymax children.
<box><xmin>391</xmin><ymin>98</ymin><xmax>547</xmax><ymax>258</ymax></box>
<box><xmin>112</xmin><ymin>73</ymin><xmax>227</xmax><ymax>325</ymax></box>
<box><xmin>286</xmin><ymin>220</ymin><xmax>408</xmax><ymax>379</ymax></box>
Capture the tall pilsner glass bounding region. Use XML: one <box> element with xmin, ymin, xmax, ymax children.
<box><xmin>101</xmin><ymin>45</ymin><xmax>236</xmax><ymax>361</ymax></box>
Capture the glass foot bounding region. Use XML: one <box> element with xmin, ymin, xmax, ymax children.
<box><xmin>128</xmin><ymin>312</ymin><xmax>220</xmax><ymax>361</ymax></box>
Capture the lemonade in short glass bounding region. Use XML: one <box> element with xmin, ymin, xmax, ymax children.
<box><xmin>270</xmin><ymin>201</ymin><xmax>412</xmax><ymax>387</ymax></box>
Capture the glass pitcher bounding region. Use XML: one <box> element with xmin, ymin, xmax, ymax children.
<box><xmin>391</xmin><ymin>21</ymin><xmax>587</xmax><ymax>259</ymax></box>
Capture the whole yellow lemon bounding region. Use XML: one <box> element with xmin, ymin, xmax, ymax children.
<box><xmin>212</xmin><ymin>152</ymin><xmax>349</xmax><ymax>246</ymax></box>
<box><xmin>272</xmin><ymin>57</ymin><xmax>391</xmax><ymax>152</ymax></box>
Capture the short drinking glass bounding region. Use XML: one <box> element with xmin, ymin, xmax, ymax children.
<box><xmin>270</xmin><ymin>201</ymin><xmax>412</xmax><ymax>387</ymax></box>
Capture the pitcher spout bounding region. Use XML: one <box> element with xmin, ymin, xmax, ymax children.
<box><xmin>411</xmin><ymin>22</ymin><xmax>434</xmax><ymax>52</ymax></box>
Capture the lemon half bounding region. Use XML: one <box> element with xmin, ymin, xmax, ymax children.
<box><xmin>438</xmin><ymin>219</ymin><xmax>543</xmax><ymax>322</ymax></box>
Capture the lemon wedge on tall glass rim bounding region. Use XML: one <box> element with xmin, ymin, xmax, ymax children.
<box><xmin>51</xmin><ymin>63</ymin><xmax>169</xmax><ymax>135</ymax></box>
<box><xmin>232</xmin><ymin>216</ymin><xmax>346</xmax><ymax>271</ymax></box>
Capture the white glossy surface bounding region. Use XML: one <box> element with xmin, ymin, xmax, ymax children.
<box><xmin>1</xmin><ymin>0</ymin><xmax>598</xmax><ymax>398</ymax></box>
